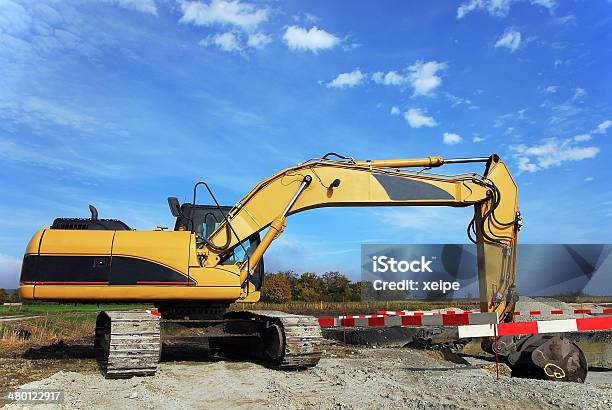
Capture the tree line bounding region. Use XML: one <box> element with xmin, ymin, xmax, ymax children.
<box><xmin>261</xmin><ymin>271</ymin><xmax>364</xmax><ymax>303</ymax></box>
<box><xmin>0</xmin><ymin>289</ymin><xmax>20</xmax><ymax>303</ymax></box>
<box><xmin>260</xmin><ymin>271</ymin><xmax>457</xmax><ymax>303</ymax></box>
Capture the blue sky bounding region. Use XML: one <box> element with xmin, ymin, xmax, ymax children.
<box><xmin>1</xmin><ymin>0</ymin><xmax>611</xmax><ymax>288</ymax></box>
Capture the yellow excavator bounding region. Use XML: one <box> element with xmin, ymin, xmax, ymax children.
<box><xmin>18</xmin><ymin>153</ymin><xmax>586</xmax><ymax>380</ymax></box>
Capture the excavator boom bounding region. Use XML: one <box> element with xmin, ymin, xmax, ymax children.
<box><xmin>202</xmin><ymin>154</ymin><xmax>519</xmax><ymax>320</ymax></box>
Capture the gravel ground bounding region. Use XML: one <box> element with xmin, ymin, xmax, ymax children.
<box><xmin>4</xmin><ymin>347</ymin><xmax>611</xmax><ymax>410</ymax></box>
<box><xmin>2</xmin><ymin>297</ymin><xmax>610</xmax><ymax>409</ymax></box>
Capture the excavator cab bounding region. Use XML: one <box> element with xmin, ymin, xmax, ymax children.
<box><xmin>167</xmin><ymin>198</ymin><xmax>264</xmax><ymax>290</ymax></box>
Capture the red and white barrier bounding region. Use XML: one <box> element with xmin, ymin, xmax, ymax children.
<box><xmin>377</xmin><ymin>310</ymin><xmax>478</xmax><ymax>316</ymax></box>
<box><xmin>512</xmin><ymin>308</ymin><xmax>612</xmax><ymax>316</ymax></box>
<box><xmin>318</xmin><ymin>311</ymin><xmax>498</xmax><ymax>328</ymax></box>
<box><xmin>321</xmin><ymin>312</ymin><xmax>612</xmax><ymax>338</ymax></box>
<box><xmin>145</xmin><ymin>308</ymin><xmax>612</xmax><ymax>338</ymax></box>
<box><xmin>458</xmin><ymin>316</ymin><xmax>612</xmax><ymax>338</ymax></box>
<box><xmin>379</xmin><ymin>308</ymin><xmax>612</xmax><ymax>317</ymax></box>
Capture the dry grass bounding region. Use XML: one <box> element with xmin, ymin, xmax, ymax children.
<box><xmin>234</xmin><ymin>300</ymin><xmax>479</xmax><ymax>317</ymax></box>
<box><xmin>0</xmin><ymin>314</ymin><xmax>96</xmax><ymax>352</ymax></box>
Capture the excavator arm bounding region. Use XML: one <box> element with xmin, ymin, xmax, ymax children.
<box><xmin>202</xmin><ymin>154</ymin><xmax>520</xmax><ymax>320</ymax></box>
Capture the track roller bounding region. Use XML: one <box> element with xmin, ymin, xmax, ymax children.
<box><xmin>222</xmin><ymin>310</ymin><xmax>323</xmax><ymax>369</ymax></box>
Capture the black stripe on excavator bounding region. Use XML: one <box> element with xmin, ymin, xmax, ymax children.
<box><xmin>20</xmin><ymin>255</ymin><xmax>194</xmax><ymax>285</ymax></box>
<box><xmin>373</xmin><ymin>174</ymin><xmax>454</xmax><ymax>201</ymax></box>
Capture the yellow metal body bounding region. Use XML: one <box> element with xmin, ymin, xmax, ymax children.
<box><xmin>19</xmin><ymin>154</ymin><xmax>519</xmax><ymax>320</ymax></box>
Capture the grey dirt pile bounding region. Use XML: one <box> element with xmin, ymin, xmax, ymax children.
<box><xmin>5</xmin><ymin>347</ymin><xmax>612</xmax><ymax>410</ymax></box>
<box><xmin>515</xmin><ymin>296</ymin><xmax>579</xmax><ymax>320</ymax></box>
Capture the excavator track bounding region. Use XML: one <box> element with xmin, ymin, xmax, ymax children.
<box><xmin>94</xmin><ymin>311</ymin><xmax>161</xmax><ymax>379</ymax></box>
<box><xmin>223</xmin><ymin>310</ymin><xmax>323</xmax><ymax>369</ymax></box>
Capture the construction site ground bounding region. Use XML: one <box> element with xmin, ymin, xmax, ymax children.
<box><xmin>1</xmin><ymin>297</ymin><xmax>611</xmax><ymax>409</ymax></box>
<box><xmin>1</xmin><ymin>344</ymin><xmax>611</xmax><ymax>409</ymax></box>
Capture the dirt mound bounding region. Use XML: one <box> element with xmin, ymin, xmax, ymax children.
<box><xmin>515</xmin><ymin>296</ymin><xmax>578</xmax><ymax>320</ymax></box>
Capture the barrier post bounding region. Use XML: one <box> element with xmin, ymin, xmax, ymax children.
<box><xmin>494</xmin><ymin>323</ymin><xmax>500</xmax><ymax>381</ymax></box>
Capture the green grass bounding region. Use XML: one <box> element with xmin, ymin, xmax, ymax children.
<box><xmin>0</xmin><ymin>303</ymin><xmax>152</xmax><ymax>317</ymax></box>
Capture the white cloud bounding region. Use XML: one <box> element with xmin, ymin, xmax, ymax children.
<box><xmin>247</xmin><ymin>32</ymin><xmax>271</xmax><ymax>49</ymax></box>
<box><xmin>283</xmin><ymin>26</ymin><xmax>339</xmax><ymax>53</ymax></box>
<box><xmin>408</xmin><ymin>61</ymin><xmax>447</xmax><ymax>97</ymax></box>
<box><xmin>0</xmin><ymin>254</ymin><xmax>21</xmax><ymax>289</ymax></box>
<box><xmin>516</xmin><ymin>156</ymin><xmax>539</xmax><ymax>172</ymax></box>
<box><xmin>545</xmin><ymin>85</ymin><xmax>559</xmax><ymax>93</ymax></box>
<box><xmin>303</xmin><ymin>13</ymin><xmax>320</xmax><ymax>24</ymax></box>
<box><xmin>372</xmin><ymin>71</ymin><xmax>408</xmax><ymax>86</ymax></box>
<box><xmin>445</xmin><ymin>92</ymin><xmax>473</xmax><ymax>107</ymax></box>
<box><xmin>584</xmin><ymin>176</ymin><xmax>594</xmax><ymax>182</ymax></box>
<box><xmin>530</xmin><ymin>0</ymin><xmax>556</xmax><ymax>9</ymax></box>
<box><xmin>457</xmin><ymin>0</ymin><xmax>513</xmax><ymax>18</ymax></box>
<box><xmin>200</xmin><ymin>31</ymin><xmax>271</xmax><ymax>52</ymax></box>
<box><xmin>457</xmin><ymin>0</ymin><xmax>555</xmax><ymax>19</ymax></box>
<box><xmin>0</xmin><ymin>96</ymin><xmax>97</xmax><ymax>132</ymax></box>
<box><xmin>510</xmin><ymin>138</ymin><xmax>599</xmax><ymax>173</ymax></box>
<box><xmin>0</xmin><ymin>136</ymin><xmax>125</xmax><ymax>179</ymax></box>
<box><xmin>200</xmin><ymin>31</ymin><xmax>242</xmax><ymax>52</ymax></box>
<box><xmin>443</xmin><ymin>132</ymin><xmax>462</xmax><ymax>145</ymax></box>
<box><xmin>573</xmin><ymin>134</ymin><xmax>591</xmax><ymax>142</ymax></box>
<box><xmin>390</xmin><ymin>106</ymin><xmax>401</xmax><ymax>115</ymax></box>
<box><xmin>180</xmin><ymin>0</ymin><xmax>268</xmax><ymax>31</ymax></box>
<box><xmin>105</xmin><ymin>0</ymin><xmax>157</xmax><ymax>15</ymax></box>
<box><xmin>504</xmin><ymin>127</ymin><xmax>517</xmax><ymax>136</ymax></box>
<box><xmin>554</xmin><ymin>59</ymin><xmax>569</xmax><ymax>69</ymax></box>
<box><xmin>572</xmin><ymin>87</ymin><xmax>586</xmax><ymax>101</ymax></box>
<box><xmin>0</xmin><ymin>0</ymin><xmax>31</xmax><ymax>35</ymax></box>
<box><xmin>495</xmin><ymin>29</ymin><xmax>522</xmax><ymax>52</ymax></box>
<box><xmin>404</xmin><ymin>108</ymin><xmax>437</xmax><ymax>128</ymax></box>
<box><xmin>593</xmin><ymin>120</ymin><xmax>612</xmax><ymax>134</ymax></box>
<box><xmin>492</xmin><ymin>108</ymin><xmax>528</xmax><ymax>130</ymax></box>
<box><xmin>473</xmin><ymin>136</ymin><xmax>486</xmax><ymax>143</ymax></box>
<box><xmin>375</xmin><ymin>207</ymin><xmax>468</xmax><ymax>241</ymax></box>
<box><xmin>366</xmin><ymin>61</ymin><xmax>447</xmax><ymax>96</ymax></box>
<box><xmin>552</xmin><ymin>15</ymin><xmax>576</xmax><ymax>25</ymax></box>
<box><xmin>326</xmin><ymin>70</ymin><xmax>364</xmax><ymax>89</ymax></box>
